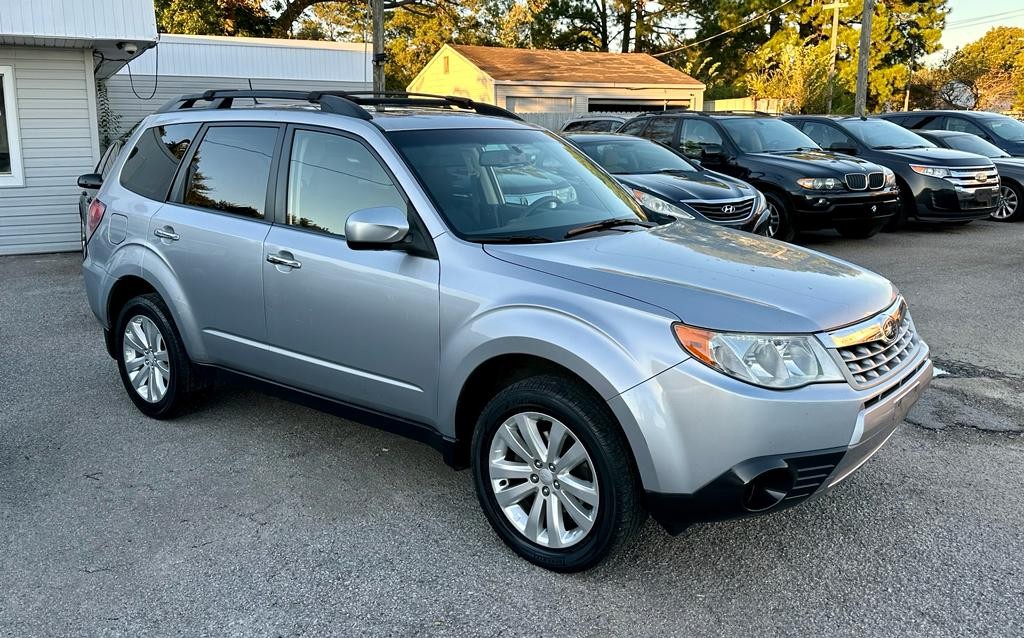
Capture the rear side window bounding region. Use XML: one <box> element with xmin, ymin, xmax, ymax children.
<box><xmin>182</xmin><ymin>126</ymin><xmax>278</xmax><ymax>219</ymax></box>
<box><xmin>584</xmin><ymin>120</ymin><xmax>616</xmax><ymax>132</ymax></box>
<box><xmin>644</xmin><ymin>118</ymin><xmax>678</xmax><ymax>145</ymax></box>
<box><xmin>285</xmin><ymin>129</ymin><xmax>405</xmax><ymax>236</ymax></box>
<box><xmin>618</xmin><ymin>119</ymin><xmax>648</xmax><ymax>136</ymax></box>
<box><xmin>562</xmin><ymin>121</ymin><xmax>587</xmax><ymax>132</ymax></box>
<box><xmin>918</xmin><ymin>116</ymin><xmax>947</xmax><ymax>130</ymax></box>
<box><xmin>945</xmin><ymin>116</ymin><xmax>987</xmax><ymax>137</ymax></box>
<box><xmin>119</xmin><ymin>123</ymin><xmax>199</xmax><ymax>201</ymax></box>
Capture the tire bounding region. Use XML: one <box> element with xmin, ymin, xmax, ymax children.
<box><xmin>763</xmin><ymin>191</ymin><xmax>796</xmax><ymax>242</ymax></box>
<box><xmin>992</xmin><ymin>182</ymin><xmax>1022</xmax><ymax>222</ymax></box>
<box><xmin>470</xmin><ymin>375</ymin><xmax>646</xmax><ymax>572</ymax></box>
<box><xmin>884</xmin><ymin>184</ymin><xmax>914</xmax><ymax>231</ymax></box>
<box><xmin>835</xmin><ymin>220</ymin><xmax>884</xmax><ymax>239</ymax></box>
<box><xmin>114</xmin><ymin>293</ymin><xmax>200</xmax><ymax>419</ymax></box>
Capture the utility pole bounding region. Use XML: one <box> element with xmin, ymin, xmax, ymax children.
<box><xmin>854</xmin><ymin>0</ymin><xmax>874</xmax><ymax>116</ymax></box>
<box><xmin>371</xmin><ymin>0</ymin><xmax>385</xmax><ymax>93</ymax></box>
<box><xmin>823</xmin><ymin>1</ymin><xmax>848</xmax><ymax>114</ymax></box>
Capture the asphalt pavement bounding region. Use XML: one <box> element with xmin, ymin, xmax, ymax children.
<box><xmin>1</xmin><ymin>220</ymin><xmax>1022</xmax><ymax>637</ymax></box>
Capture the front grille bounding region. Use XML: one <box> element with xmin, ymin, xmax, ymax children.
<box><xmin>685</xmin><ymin>197</ymin><xmax>755</xmax><ymax>222</ymax></box>
<box><xmin>945</xmin><ymin>165</ymin><xmax>999</xmax><ymax>189</ymax></box>
<box><xmin>835</xmin><ymin>308</ymin><xmax>919</xmax><ymax>387</ymax></box>
<box><xmin>784</xmin><ymin>452</ymin><xmax>845</xmax><ymax>501</ymax></box>
<box><xmin>845</xmin><ymin>173</ymin><xmax>867</xmax><ymax>190</ymax></box>
<box><xmin>867</xmin><ymin>172</ymin><xmax>884</xmax><ymax>189</ymax></box>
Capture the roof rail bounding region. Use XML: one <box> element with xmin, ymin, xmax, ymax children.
<box><xmin>156</xmin><ymin>89</ymin><xmax>522</xmax><ymax>121</ymax></box>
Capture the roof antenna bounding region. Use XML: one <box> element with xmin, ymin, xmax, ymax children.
<box><xmin>248</xmin><ymin>78</ymin><xmax>260</xmax><ymax>105</ymax></box>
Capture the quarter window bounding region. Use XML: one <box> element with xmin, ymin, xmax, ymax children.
<box><xmin>286</xmin><ymin>129</ymin><xmax>405</xmax><ymax>236</ymax></box>
<box><xmin>183</xmin><ymin>126</ymin><xmax>278</xmax><ymax>219</ymax></box>
<box><xmin>120</xmin><ymin>123</ymin><xmax>200</xmax><ymax>201</ymax></box>
<box><xmin>0</xmin><ymin>66</ymin><xmax>24</xmax><ymax>186</ymax></box>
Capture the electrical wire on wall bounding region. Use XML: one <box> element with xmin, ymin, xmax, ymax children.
<box><xmin>92</xmin><ymin>41</ymin><xmax>161</xmax><ymax>100</ymax></box>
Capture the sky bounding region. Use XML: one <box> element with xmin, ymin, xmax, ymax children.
<box><xmin>926</xmin><ymin>0</ymin><xmax>1024</xmax><ymax>63</ymax></box>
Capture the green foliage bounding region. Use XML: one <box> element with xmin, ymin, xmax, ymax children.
<box><xmin>95</xmin><ymin>80</ymin><xmax>121</xmax><ymax>150</ymax></box>
<box><xmin>938</xmin><ymin>27</ymin><xmax>1024</xmax><ymax>110</ymax></box>
<box><xmin>154</xmin><ymin>0</ymin><xmax>271</xmax><ymax>36</ymax></box>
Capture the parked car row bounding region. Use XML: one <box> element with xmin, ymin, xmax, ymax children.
<box><xmin>576</xmin><ymin>108</ymin><xmax>1024</xmax><ymax>240</ymax></box>
<box><xmin>79</xmin><ymin>90</ymin><xmax>933</xmax><ymax>572</ymax></box>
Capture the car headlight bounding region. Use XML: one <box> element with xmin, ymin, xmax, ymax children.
<box><xmin>632</xmin><ymin>190</ymin><xmax>695</xmax><ymax>219</ymax></box>
<box><xmin>796</xmin><ymin>177</ymin><xmax>845</xmax><ymax>190</ymax></box>
<box><xmin>882</xmin><ymin>166</ymin><xmax>897</xmax><ymax>187</ymax></box>
<box><xmin>673</xmin><ymin>323</ymin><xmax>845</xmax><ymax>389</ymax></box>
<box><xmin>909</xmin><ymin>165</ymin><xmax>950</xmax><ymax>178</ymax></box>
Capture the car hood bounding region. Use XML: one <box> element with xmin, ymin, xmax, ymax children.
<box><xmin>616</xmin><ymin>171</ymin><xmax>751</xmax><ymax>202</ymax></box>
<box><xmin>744</xmin><ymin>149</ymin><xmax>879</xmax><ymax>176</ymax></box>
<box><xmin>484</xmin><ymin>222</ymin><xmax>896</xmax><ymax>333</ymax></box>
<box><xmin>871</xmin><ymin>146</ymin><xmax>993</xmax><ymax>166</ymax></box>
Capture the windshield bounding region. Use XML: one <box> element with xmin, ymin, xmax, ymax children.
<box><xmin>575</xmin><ymin>137</ymin><xmax>697</xmax><ymax>174</ymax></box>
<box><xmin>985</xmin><ymin>115</ymin><xmax>1024</xmax><ymax>142</ymax></box>
<box><xmin>941</xmin><ymin>133</ymin><xmax>1008</xmax><ymax>158</ymax></box>
<box><xmin>842</xmin><ymin>119</ymin><xmax>934</xmax><ymax>149</ymax></box>
<box><xmin>718</xmin><ymin>118</ymin><xmax>820</xmax><ymax>153</ymax></box>
<box><xmin>387</xmin><ymin>128</ymin><xmax>646</xmax><ymax>241</ymax></box>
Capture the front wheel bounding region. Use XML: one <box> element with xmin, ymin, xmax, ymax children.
<box><xmin>835</xmin><ymin>220</ymin><xmax>884</xmax><ymax>239</ymax></box>
<box><xmin>763</xmin><ymin>192</ymin><xmax>796</xmax><ymax>242</ymax></box>
<box><xmin>471</xmin><ymin>375</ymin><xmax>645</xmax><ymax>572</ymax></box>
<box><xmin>992</xmin><ymin>183</ymin><xmax>1022</xmax><ymax>222</ymax></box>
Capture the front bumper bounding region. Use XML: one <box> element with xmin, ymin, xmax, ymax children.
<box><xmin>790</xmin><ymin>188</ymin><xmax>900</xmax><ymax>229</ymax></box>
<box><xmin>609</xmin><ymin>339</ymin><xmax>932</xmax><ymax>534</ymax></box>
<box><xmin>908</xmin><ymin>175</ymin><xmax>999</xmax><ymax>221</ymax></box>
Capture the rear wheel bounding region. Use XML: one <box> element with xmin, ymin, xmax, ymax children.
<box><xmin>471</xmin><ymin>375</ymin><xmax>645</xmax><ymax>572</ymax></box>
<box><xmin>763</xmin><ymin>192</ymin><xmax>795</xmax><ymax>242</ymax></box>
<box><xmin>114</xmin><ymin>293</ymin><xmax>200</xmax><ymax>419</ymax></box>
<box><xmin>835</xmin><ymin>220</ymin><xmax>884</xmax><ymax>239</ymax></box>
<box><xmin>992</xmin><ymin>182</ymin><xmax>1022</xmax><ymax>222</ymax></box>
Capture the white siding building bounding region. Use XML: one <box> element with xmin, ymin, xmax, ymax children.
<box><xmin>0</xmin><ymin>0</ymin><xmax>157</xmax><ymax>255</ymax></box>
<box><xmin>106</xmin><ymin>35</ymin><xmax>372</xmax><ymax>138</ymax></box>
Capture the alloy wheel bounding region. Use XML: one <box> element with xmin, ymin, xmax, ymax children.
<box><xmin>765</xmin><ymin>201</ymin><xmax>781</xmax><ymax>237</ymax></box>
<box><xmin>487</xmin><ymin>412</ymin><xmax>600</xmax><ymax>549</ymax></box>
<box><xmin>123</xmin><ymin>315</ymin><xmax>170</xmax><ymax>403</ymax></box>
<box><xmin>993</xmin><ymin>185</ymin><xmax>1018</xmax><ymax>220</ymax></box>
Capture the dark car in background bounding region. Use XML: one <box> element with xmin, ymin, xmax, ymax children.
<box><xmin>617</xmin><ymin>112</ymin><xmax>899</xmax><ymax>241</ymax></box>
<box><xmin>916</xmin><ymin>129</ymin><xmax>1024</xmax><ymax>222</ymax></box>
<box><xmin>784</xmin><ymin>115</ymin><xmax>1000</xmax><ymax>229</ymax></box>
<box><xmin>560</xmin><ymin>115</ymin><xmax>626</xmax><ymax>133</ymax></box>
<box><xmin>567</xmin><ymin>133</ymin><xmax>770</xmax><ymax>234</ymax></box>
<box><xmin>879</xmin><ymin>110</ymin><xmax>1024</xmax><ymax>157</ymax></box>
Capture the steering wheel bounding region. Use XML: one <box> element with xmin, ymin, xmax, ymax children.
<box><xmin>520</xmin><ymin>196</ymin><xmax>562</xmax><ymax>219</ymax></box>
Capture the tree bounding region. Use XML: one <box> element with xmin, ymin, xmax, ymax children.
<box><xmin>745</xmin><ymin>41</ymin><xmax>830</xmax><ymax>113</ymax></box>
<box><xmin>939</xmin><ymin>27</ymin><xmax>1024</xmax><ymax>111</ymax></box>
<box><xmin>154</xmin><ymin>0</ymin><xmax>271</xmax><ymax>36</ymax></box>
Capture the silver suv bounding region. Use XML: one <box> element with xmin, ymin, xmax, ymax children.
<box><xmin>80</xmin><ymin>90</ymin><xmax>933</xmax><ymax>572</ymax></box>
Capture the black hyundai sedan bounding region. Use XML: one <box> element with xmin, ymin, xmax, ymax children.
<box><xmin>915</xmin><ymin>130</ymin><xmax>1024</xmax><ymax>222</ymax></box>
<box><xmin>567</xmin><ymin>133</ymin><xmax>770</xmax><ymax>234</ymax></box>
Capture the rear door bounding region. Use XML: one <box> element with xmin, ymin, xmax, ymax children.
<box><xmin>260</xmin><ymin>125</ymin><xmax>440</xmax><ymax>422</ymax></box>
<box><xmin>149</xmin><ymin>123</ymin><xmax>283</xmax><ymax>370</ymax></box>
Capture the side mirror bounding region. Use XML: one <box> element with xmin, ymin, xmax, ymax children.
<box><xmin>700</xmin><ymin>143</ymin><xmax>726</xmax><ymax>162</ymax></box>
<box><xmin>77</xmin><ymin>173</ymin><xmax>103</xmax><ymax>190</ymax></box>
<box><xmin>345</xmin><ymin>206</ymin><xmax>410</xmax><ymax>250</ymax></box>
<box><xmin>828</xmin><ymin>143</ymin><xmax>858</xmax><ymax>155</ymax></box>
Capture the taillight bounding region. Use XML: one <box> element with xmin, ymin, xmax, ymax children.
<box><xmin>86</xmin><ymin>199</ymin><xmax>106</xmax><ymax>242</ymax></box>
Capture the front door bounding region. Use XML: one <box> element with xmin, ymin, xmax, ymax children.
<box><xmin>149</xmin><ymin>123</ymin><xmax>282</xmax><ymax>370</ymax></box>
<box><xmin>261</xmin><ymin>126</ymin><xmax>440</xmax><ymax>423</ymax></box>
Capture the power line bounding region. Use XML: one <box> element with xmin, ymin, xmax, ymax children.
<box><xmin>653</xmin><ymin>0</ymin><xmax>795</xmax><ymax>57</ymax></box>
<box><xmin>946</xmin><ymin>7</ymin><xmax>1024</xmax><ymax>27</ymax></box>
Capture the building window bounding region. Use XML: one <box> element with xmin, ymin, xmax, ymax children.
<box><xmin>0</xmin><ymin>66</ymin><xmax>24</xmax><ymax>187</ymax></box>
<box><xmin>443</xmin><ymin>56</ymin><xmax>450</xmax><ymax>74</ymax></box>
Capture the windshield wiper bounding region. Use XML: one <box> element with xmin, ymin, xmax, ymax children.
<box><xmin>472</xmin><ymin>234</ymin><xmax>554</xmax><ymax>244</ymax></box>
<box><xmin>873</xmin><ymin>145</ymin><xmax>925</xmax><ymax>150</ymax></box>
<box><xmin>564</xmin><ymin>218</ymin><xmax>653</xmax><ymax>239</ymax></box>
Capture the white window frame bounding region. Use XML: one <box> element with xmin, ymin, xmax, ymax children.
<box><xmin>0</xmin><ymin>66</ymin><xmax>25</xmax><ymax>187</ymax></box>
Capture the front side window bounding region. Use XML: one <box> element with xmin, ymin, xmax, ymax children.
<box><xmin>387</xmin><ymin>128</ymin><xmax>645</xmax><ymax>241</ymax></box>
<box><xmin>945</xmin><ymin>117</ymin><xmax>987</xmax><ymax>137</ymax></box>
<box><xmin>120</xmin><ymin>123</ymin><xmax>200</xmax><ymax>201</ymax></box>
<box><xmin>717</xmin><ymin>118</ymin><xmax>816</xmax><ymax>153</ymax></box>
<box><xmin>801</xmin><ymin>122</ymin><xmax>854</xmax><ymax>150</ymax></box>
<box><xmin>679</xmin><ymin>119</ymin><xmax>724</xmax><ymax>157</ymax></box>
<box><xmin>0</xmin><ymin>66</ymin><xmax>24</xmax><ymax>186</ymax></box>
<box><xmin>985</xmin><ymin>115</ymin><xmax>1024</xmax><ymax>142</ymax></box>
<box><xmin>577</xmin><ymin>138</ymin><xmax>697</xmax><ymax>175</ymax></box>
<box><xmin>840</xmin><ymin>119</ymin><xmax>933</xmax><ymax>150</ymax></box>
<box><xmin>183</xmin><ymin>126</ymin><xmax>278</xmax><ymax>219</ymax></box>
<box><xmin>617</xmin><ymin>119</ymin><xmax>648</xmax><ymax>136</ymax></box>
<box><xmin>286</xmin><ymin>129</ymin><xmax>405</xmax><ymax>236</ymax></box>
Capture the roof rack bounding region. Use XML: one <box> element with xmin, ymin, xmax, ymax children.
<box><xmin>156</xmin><ymin>89</ymin><xmax>523</xmax><ymax>121</ymax></box>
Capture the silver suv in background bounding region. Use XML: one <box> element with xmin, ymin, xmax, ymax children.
<box><xmin>81</xmin><ymin>91</ymin><xmax>933</xmax><ymax>572</ymax></box>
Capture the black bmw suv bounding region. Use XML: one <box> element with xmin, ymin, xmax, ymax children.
<box><xmin>618</xmin><ymin>112</ymin><xmax>899</xmax><ymax>241</ymax></box>
<box><xmin>784</xmin><ymin>115</ymin><xmax>999</xmax><ymax>228</ymax></box>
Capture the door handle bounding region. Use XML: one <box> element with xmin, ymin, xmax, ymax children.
<box><xmin>154</xmin><ymin>227</ymin><xmax>179</xmax><ymax>241</ymax></box>
<box><xmin>267</xmin><ymin>252</ymin><xmax>302</xmax><ymax>269</ymax></box>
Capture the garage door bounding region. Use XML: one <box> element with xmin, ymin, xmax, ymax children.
<box><xmin>505</xmin><ymin>96</ymin><xmax>573</xmax><ymax>113</ymax></box>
